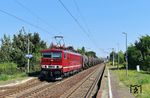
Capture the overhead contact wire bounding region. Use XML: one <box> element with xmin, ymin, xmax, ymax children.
<box><xmin>14</xmin><ymin>0</ymin><xmax>60</xmax><ymax>34</ymax></box>
<box><xmin>0</xmin><ymin>9</ymin><xmax>50</xmax><ymax>34</ymax></box>
<box><xmin>58</xmin><ymin>0</ymin><xmax>90</xmax><ymax>38</ymax></box>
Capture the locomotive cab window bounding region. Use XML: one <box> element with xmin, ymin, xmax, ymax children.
<box><xmin>42</xmin><ymin>52</ymin><xmax>51</xmax><ymax>58</ymax></box>
<box><xmin>52</xmin><ymin>52</ymin><xmax>62</xmax><ymax>59</ymax></box>
<box><xmin>42</xmin><ymin>52</ymin><xmax>62</xmax><ymax>59</ymax></box>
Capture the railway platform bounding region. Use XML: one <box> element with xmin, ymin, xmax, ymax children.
<box><xmin>97</xmin><ymin>65</ymin><xmax>135</xmax><ymax>98</ymax></box>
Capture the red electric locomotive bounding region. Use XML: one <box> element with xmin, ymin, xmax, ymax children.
<box><xmin>39</xmin><ymin>36</ymin><xmax>102</xmax><ymax>80</ymax></box>
<box><xmin>39</xmin><ymin>48</ymin><xmax>83</xmax><ymax>80</ymax></box>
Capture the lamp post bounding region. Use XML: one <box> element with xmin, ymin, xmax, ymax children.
<box><xmin>117</xmin><ymin>43</ymin><xmax>119</xmax><ymax>70</ymax></box>
<box><xmin>122</xmin><ymin>32</ymin><xmax>128</xmax><ymax>77</ymax></box>
<box><xmin>112</xmin><ymin>48</ymin><xmax>114</xmax><ymax>66</ymax></box>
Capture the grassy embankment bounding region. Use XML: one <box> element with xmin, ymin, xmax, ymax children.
<box><xmin>112</xmin><ymin>64</ymin><xmax>150</xmax><ymax>98</ymax></box>
<box><xmin>0</xmin><ymin>73</ymin><xmax>27</xmax><ymax>85</ymax></box>
<box><xmin>0</xmin><ymin>62</ymin><xmax>27</xmax><ymax>85</ymax></box>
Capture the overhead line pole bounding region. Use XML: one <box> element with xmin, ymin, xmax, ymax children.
<box><xmin>27</xmin><ymin>36</ymin><xmax>30</xmax><ymax>73</ymax></box>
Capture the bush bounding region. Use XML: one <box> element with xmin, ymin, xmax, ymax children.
<box><xmin>0</xmin><ymin>62</ymin><xmax>17</xmax><ymax>75</ymax></box>
<box><xmin>0</xmin><ymin>74</ymin><xmax>9</xmax><ymax>81</ymax></box>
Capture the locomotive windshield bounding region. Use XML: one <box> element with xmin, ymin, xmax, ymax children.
<box><xmin>42</xmin><ymin>52</ymin><xmax>62</xmax><ymax>58</ymax></box>
<box><xmin>52</xmin><ymin>52</ymin><xmax>62</xmax><ymax>58</ymax></box>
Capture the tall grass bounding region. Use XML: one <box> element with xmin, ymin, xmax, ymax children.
<box><xmin>0</xmin><ymin>72</ymin><xmax>27</xmax><ymax>81</ymax></box>
<box><xmin>0</xmin><ymin>62</ymin><xmax>17</xmax><ymax>75</ymax></box>
<box><xmin>114</xmin><ymin>69</ymin><xmax>150</xmax><ymax>98</ymax></box>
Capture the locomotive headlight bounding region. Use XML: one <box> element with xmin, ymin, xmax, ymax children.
<box><xmin>41</xmin><ymin>65</ymin><xmax>50</xmax><ymax>69</ymax></box>
<box><xmin>53</xmin><ymin>65</ymin><xmax>62</xmax><ymax>69</ymax></box>
<box><xmin>56</xmin><ymin>65</ymin><xmax>62</xmax><ymax>68</ymax></box>
<box><xmin>46</xmin><ymin>65</ymin><xmax>49</xmax><ymax>68</ymax></box>
<box><xmin>41</xmin><ymin>65</ymin><xmax>46</xmax><ymax>68</ymax></box>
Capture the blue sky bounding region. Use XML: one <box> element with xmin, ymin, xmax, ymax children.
<box><xmin>0</xmin><ymin>0</ymin><xmax>149</xmax><ymax>57</ymax></box>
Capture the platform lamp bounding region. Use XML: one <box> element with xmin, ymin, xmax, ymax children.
<box><xmin>122</xmin><ymin>32</ymin><xmax>128</xmax><ymax>77</ymax></box>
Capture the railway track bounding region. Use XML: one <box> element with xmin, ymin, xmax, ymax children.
<box><xmin>17</xmin><ymin>64</ymin><xmax>101</xmax><ymax>98</ymax></box>
<box><xmin>60</xmin><ymin>64</ymin><xmax>104</xmax><ymax>98</ymax></box>
<box><xmin>0</xmin><ymin>64</ymin><xmax>104</xmax><ymax>98</ymax></box>
<box><xmin>15</xmin><ymin>81</ymin><xmax>57</xmax><ymax>98</ymax></box>
<box><xmin>0</xmin><ymin>78</ymin><xmax>38</xmax><ymax>91</ymax></box>
<box><xmin>0</xmin><ymin>78</ymin><xmax>43</xmax><ymax>98</ymax></box>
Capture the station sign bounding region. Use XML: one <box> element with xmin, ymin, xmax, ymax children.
<box><xmin>25</xmin><ymin>54</ymin><xmax>33</xmax><ymax>59</ymax></box>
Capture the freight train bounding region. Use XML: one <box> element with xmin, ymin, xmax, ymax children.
<box><xmin>38</xmin><ymin>46</ymin><xmax>102</xmax><ymax>81</ymax></box>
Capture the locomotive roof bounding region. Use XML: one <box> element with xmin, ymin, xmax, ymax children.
<box><xmin>41</xmin><ymin>49</ymin><xmax>62</xmax><ymax>52</ymax></box>
<box><xmin>41</xmin><ymin>49</ymin><xmax>82</xmax><ymax>56</ymax></box>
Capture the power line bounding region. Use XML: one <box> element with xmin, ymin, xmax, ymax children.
<box><xmin>58</xmin><ymin>0</ymin><xmax>90</xmax><ymax>38</ymax></box>
<box><xmin>73</xmin><ymin>0</ymin><xmax>91</xmax><ymax>36</ymax></box>
<box><xmin>58</xmin><ymin>0</ymin><xmax>108</xmax><ymax>55</ymax></box>
<box><xmin>14</xmin><ymin>0</ymin><xmax>60</xmax><ymax>34</ymax></box>
<box><xmin>58</xmin><ymin>0</ymin><xmax>97</xmax><ymax>50</ymax></box>
<box><xmin>14</xmin><ymin>0</ymin><xmax>66</xmax><ymax>44</ymax></box>
<box><xmin>58</xmin><ymin>0</ymin><xmax>98</xmax><ymax>49</ymax></box>
<box><xmin>0</xmin><ymin>9</ymin><xmax>50</xmax><ymax>34</ymax></box>
<box><xmin>73</xmin><ymin>0</ymin><xmax>106</xmax><ymax>54</ymax></box>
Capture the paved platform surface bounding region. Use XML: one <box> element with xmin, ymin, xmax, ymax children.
<box><xmin>0</xmin><ymin>77</ymin><xmax>34</xmax><ymax>87</ymax></box>
<box><xmin>97</xmin><ymin>65</ymin><xmax>135</xmax><ymax>98</ymax></box>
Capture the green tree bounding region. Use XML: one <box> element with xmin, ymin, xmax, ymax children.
<box><xmin>135</xmin><ymin>35</ymin><xmax>150</xmax><ymax>61</ymax></box>
<box><xmin>109</xmin><ymin>51</ymin><xmax>118</xmax><ymax>62</ymax></box>
<box><xmin>124</xmin><ymin>35</ymin><xmax>150</xmax><ymax>70</ymax></box>
<box><xmin>118</xmin><ymin>51</ymin><xmax>125</xmax><ymax>64</ymax></box>
<box><xmin>0</xmin><ymin>34</ymin><xmax>12</xmax><ymax>62</ymax></box>
<box><xmin>29</xmin><ymin>32</ymin><xmax>47</xmax><ymax>71</ymax></box>
<box><xmin>85</xmin><ymin>51</ymin><xmax>97</xmax><ymax>58</ymax></box>
<box><xmin>0</xmin><ymin>27</ymin><xmax>47</xmax><ymax>74</ymax></box>
<box><xmin>11</xmin><ymin>27</ymin><xmax>47</xmax><ymax>70</ymax></box>
<box><xmin>135</xmin><ymin>35</ymin><xmax>150</xmax><ymax>70</ymax></box>
<box><xmin>12</xmin><ymin>28</ymin><xmax>28</xmax><ymax>68</ymax></box>
<box><xmin>77</xmin><ymin>47</ymin><xmax>97</xmax><ymax>58</ymax></box>
<box><xmin>128</xmin><ymin>45</ymin><xmax>142</xmax><ymax>69</ymax></box>
<box><xmin>77</xmin><ymin>46</ymin><xmax>86</xmax><ymax>55</ymax></box>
